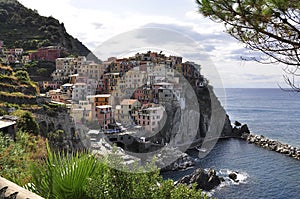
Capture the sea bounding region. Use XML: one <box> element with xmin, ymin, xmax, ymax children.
<box><xmin>163</xmin><ymin>88</ymin><xmax>300</xmax><ymax>199</ymax></box>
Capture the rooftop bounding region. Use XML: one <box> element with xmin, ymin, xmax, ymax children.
<box><xmin>121</xmin><ymin>99</ymin><xmax>138</xmax><ymax>105</ymax></box>
<box><xmin>62</xmin><ymin>83</ymin><xmax>73</xmax><ymax>87</ymax></box>
<box><xmin>96</xmin><ymin>105</ymin><xmax>112</xmax><ymax>109</ymax></box>
<box><xmin>87</xmin><ymin>130</ymin><xmax>101</xmax><ymax>135</ymax></box>
<box><xmin>153</xmin><ymin>82</ymin><xmax>173</xmax><ymax>86</ymax></box>
<box><xmin>0</xmin><ymin>120</ymin><xmax>16</xmax><ymax>129</ymax></box>
<box><xmin>69</xmin><ymin>74</ymin><xmax>79</xmax><ymax>77</ymax></box>
<box><xmin>87</xmin><ymin>94</ymin><xmax>111</xmax><ymax>98</ymax></box>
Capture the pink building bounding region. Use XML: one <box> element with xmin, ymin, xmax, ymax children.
<box><xmin>29</xmin><ymin>46</ymin><xmax>62</xmax><ymax>61</ymax></box>
<box><xmin>133</xmin><ymin>85</ymin><xmax>153</xmax><ymax>104</ymax></box>
<box><xmin>41</xmin><ymin>81</ymin><xmax>61</xmax><ymax>90</ymax></box>
<box><xmin>96</xmin><ymin>105</ymin><xmax>113</xmax><ymax>130</ymax></box>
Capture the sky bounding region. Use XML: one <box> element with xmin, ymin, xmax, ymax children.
<box><xmin>19</xmin><ymin>0</ymin><xmax>287</xmax><ymax>88</ymax></box>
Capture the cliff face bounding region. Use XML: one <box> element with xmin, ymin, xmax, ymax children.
<box><xmin>149</xmin><ymin>86</ymin><xmax>232</xmax><ymax>150</ymax></box>
<box><xmin>0</xmin><ymin>0</ymin><xmax>95</xmax><ymax>58</ymax></box>
<box><xmin>32</xmin><ymin>106</ymin><xmax>84</xmax><ymax>152</ymax></box>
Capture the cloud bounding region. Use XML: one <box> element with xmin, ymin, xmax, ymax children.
<box><xmin>18</xmin><ymin>0</ymin><xmax>285</xmax><ymax>88</ymax></box>
<box><xmin>93</xmin><ymin>22</ymin><xmax>103</xmax><ymax>29</ymax></box>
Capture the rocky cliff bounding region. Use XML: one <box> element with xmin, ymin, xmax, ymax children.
<box><xmin>31</xmin><ymin>105</ymin><xmax>84</xmax><ymax>152</ymax></box>
<box><xmin>148</xmin><ymin>85</ymin><xmax>232</xmax><ymax>151</ymax></box>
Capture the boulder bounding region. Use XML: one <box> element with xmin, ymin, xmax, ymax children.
<box><xmin>240</xmin><ymin>124</ymin><xmax>250</xmax><ymax>134</ymax></box>
<box><xmin>159</xmin><ymin>151</ymin><xmax>195</xmax><ymax>172</ymax></box>
<box><xmin>176</xmin><ymin>168</ymin><xmax>222</xmax><ymax>191</ymax></box>
<box><xmin>229</xmin><ymin>172</ymin><xmax>239</xmax><ymax>182</ymax></box>
<box><xmin>234</xmin><ymin>121</ymin><xmax>242</xmax><ymax>127</ymax></box>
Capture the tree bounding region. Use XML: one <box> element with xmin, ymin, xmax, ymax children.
<box><xmin>14</xmin><ymin>70</ymin><xmax>30</xmax><ymax>82</ymax></box>
<box><xmin>196</xmin><ymin>0</ymin><xmax>300</xmax><ymax>90</ymax></box>
<box><xmin>12</xmin><ymin>110</ymin><xmax>40</xmax><ymax>135</ymax></box>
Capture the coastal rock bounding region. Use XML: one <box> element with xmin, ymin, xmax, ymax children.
<box><xmin>176</xmin><ymin>168</ymin><xmax>221</xmax><ymax>191</ymax></box>
<box><xmin>244</xmin><ymin>134</ymin><xmax>300</xmax><ymax>160</ymax></box>
<box><xmin>232</xmin><ymin>123</ymin><xmax>250</xmax><ymax>138</ymax></box>
<box><xmin>240</xmin><ymin>124</ymin><xmax>250</xmax><ymax>134</ymax></box>
<box><xmin>234</xmin><ymin>121</ymin><xmax>241</xmax><ymax>127</ymax></box>
<box><xmin>229</xmin><ymin>172</ymin><xmax>239</xmax><ymax>182</ymax></box>
<box><xmin>159</xmin><ymin>151</ymin><xmax>195</xmax><ymax>171</ymax></box>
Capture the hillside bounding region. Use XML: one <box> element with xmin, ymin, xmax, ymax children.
<box><xmin>0</xmin><ymin>63</ymin><xmax>39</xmax><ymax>105</ymax></box>
<box><xmin>0</xmin><ymin>0</ymin><xmax>97</xmax><ymax>59</ymax></box>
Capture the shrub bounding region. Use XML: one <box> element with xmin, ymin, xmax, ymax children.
<box><xmin>29</xmin><ymin>143</ymin><xmax>98</xmax><ymax>199</ymax></box>
<box><xmin>84</xmin><ymin>153</ymin><xmax>210</xmax><ymax>199</ymax></box>
<box><xmin>11</xmin><ymin>110</ymin><xmax>39</xmax><ymax>135</ymax></box>
<box><xmin>0</xmin><ymin>131</ymin><xmax>46</xmax><ymax>185</ymax></box>
<box><xmin>14</xmin><ymin>70</ymin><xmax>30</xmax><ymax>82</ymax></box>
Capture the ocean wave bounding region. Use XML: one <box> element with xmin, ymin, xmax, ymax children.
<box><xmin>203</xmin><ymin>168</ymin><xmax>249</xmax><ymax>197</ymax></box>
<box><xmin>219</xmin><ymin>169</ymin><xmax>249</xmax><ymax>184</ymax></box>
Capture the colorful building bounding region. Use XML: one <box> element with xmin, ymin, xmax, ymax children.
<box><xmin>117</xmin><ymin>99</ymin><xmax>141</xmax><ymax>126</ymax></box>
<box><xmin>135</xmin><ymin>104</ymin><xmax>165</xmax><ymax>133</ymax></box>
<box><xmin>78</xmin><ymin>63</ymin><xmax>103</xmax><ymax>81</ymax></box>
<box><xmin>29</xmin><ymin>46</ymin><xmax>62</xmax><ymax>61</ymax></box>
<box><xmin>95</xmin><ymin>105</ymin><xmax>113</xmax><ymax>130</ymax></box>
<box><xmin>40</xmin><ymin>81</ymin><xmax>62</xmax><ymax>90</ymax></box>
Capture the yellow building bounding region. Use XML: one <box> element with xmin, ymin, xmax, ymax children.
<box><xmin>118</xmin><ymin>99</ymin><xmax>141</xmax><ymax>126</ymax></box>
<box><xmin>94</xmin><ymin>94</ymin><xmax>111</xmax><ymax>107</ymax></box>
<box><xmin>69</xmin><ymin>74</ymin><xmax>79</xmax><ymax>84</ymax></box>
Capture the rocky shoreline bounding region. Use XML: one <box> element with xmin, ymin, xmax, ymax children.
<box><xmin>163</xmin><ymin>121</ymin><xmax>300</xmax><ymax>191</ymax></box>
<box><xmin>175</xmin><ymin>168</ymin><xmax>223</xmax><ymax>191</ymax></box>
<box><xmin>242</xmin><ymin>133</ymin><xmax>300</xmax><ymax>160</ymax></box>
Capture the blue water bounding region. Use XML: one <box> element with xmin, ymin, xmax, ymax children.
<box><xmin>224</xmin><ymin>88</ymin><xmax>300</xmax><ymax>148</ymax></box>
<box><xmin>163</xmin><ymin>88</ymin><xmax>300</xmax><ymax>199</ymax></box>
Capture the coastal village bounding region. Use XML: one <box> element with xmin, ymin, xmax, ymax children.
<box><xmin>0</xmin><ymin>39</ymin><xmax>209</xmax><ymax>148</ymax></box>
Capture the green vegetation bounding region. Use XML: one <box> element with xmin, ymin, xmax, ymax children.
<box><xmin>0</xmin><ymin>131</ymin><xmax>46</xmax><ymax>185</ymax></box>
<box><xmin>11</xmin><ymin>109</ymin><xmax>39</xmax><ymax>135</ymax></box>
<box><xmin>24</xmin><ymin>60</ymin><xmax>56</xmax><ymax>82</ymax></box>
<box><xmin>0</xmin><ymin>65</ymin><xmax>13</xmax><ymax>75</ymax></box>
<box><xmin>196</xmin><ymin>0</ymin><xmax>300</xmax><ymax>65</ymax></box>
<box><xmin>0</xmin><ymin>64</ymin><xmax>39</xmax><ymax>106</ymax></box>
<box><xmin>27</xmin><ymin>144</ymin><xmax>210</xmax><ymax>199</ymax></box>
<box><xmin>0</xmin><ymin>0</ymin><xmax>91</xmax><ymax>56</ymax></box>
<box><xmin>28</xmin><ymin>143</ymin><xmax>97</xmax><ymax>199</ymax></box>
<box><xmin>14</xmin><ymin>70</ymin><xmax>30</xmax><ymax>82</ymax></box>
<box><xmin>196</xmin><ymin>0</ymin><xmax>300</xmax><ymax>90</ymax></box>
<box><xmin>0</xmin><ymin>64</ymin><xmax>39</xmax><ymax>94</ymax></box>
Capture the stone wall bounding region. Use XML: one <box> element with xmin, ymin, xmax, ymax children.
<box><xmin>0</xmin><ymin>177</ymin><xmax>43</xmax><ymax>199</ymax></box>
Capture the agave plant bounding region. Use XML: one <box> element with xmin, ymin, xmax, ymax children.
<box><xmin>28</xmin><ymin>142</ymin><xmax>97</xmax><ymax>199</ymax></box>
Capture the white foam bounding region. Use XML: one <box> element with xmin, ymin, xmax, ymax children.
<box><xmin>236</xmin><ymin>172</ymin><xmax>249</xmax><ymax>184</ymax></box>
<box><xmin>217</xmin><ymin>168</ymin><xmax>249</xmax><ymax>185</ymax></box>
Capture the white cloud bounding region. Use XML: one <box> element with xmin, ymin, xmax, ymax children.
<box><xmin>18</xmin><ymin>0</ymin><xmax>286</xmax><ymax>88</ymax></box>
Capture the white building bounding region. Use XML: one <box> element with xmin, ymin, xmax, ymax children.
<box><xmin>52</xmin><ymin>57</ymin><xmax>87</xmax><ymax>81</ymax></box>
<box><xmin>72</xmin><ymin>79</ymin><xmax>97</xmax><ymax>103</ymax></box>
<box><xmin>78</xmin><ymin>63</ymin><xmax>104</xmax><ymax>81</ymax></box>
<box><xmin>117</xmin><ymin>69</ymin><xmax>147</xmax><ymax>98</ymax></box>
